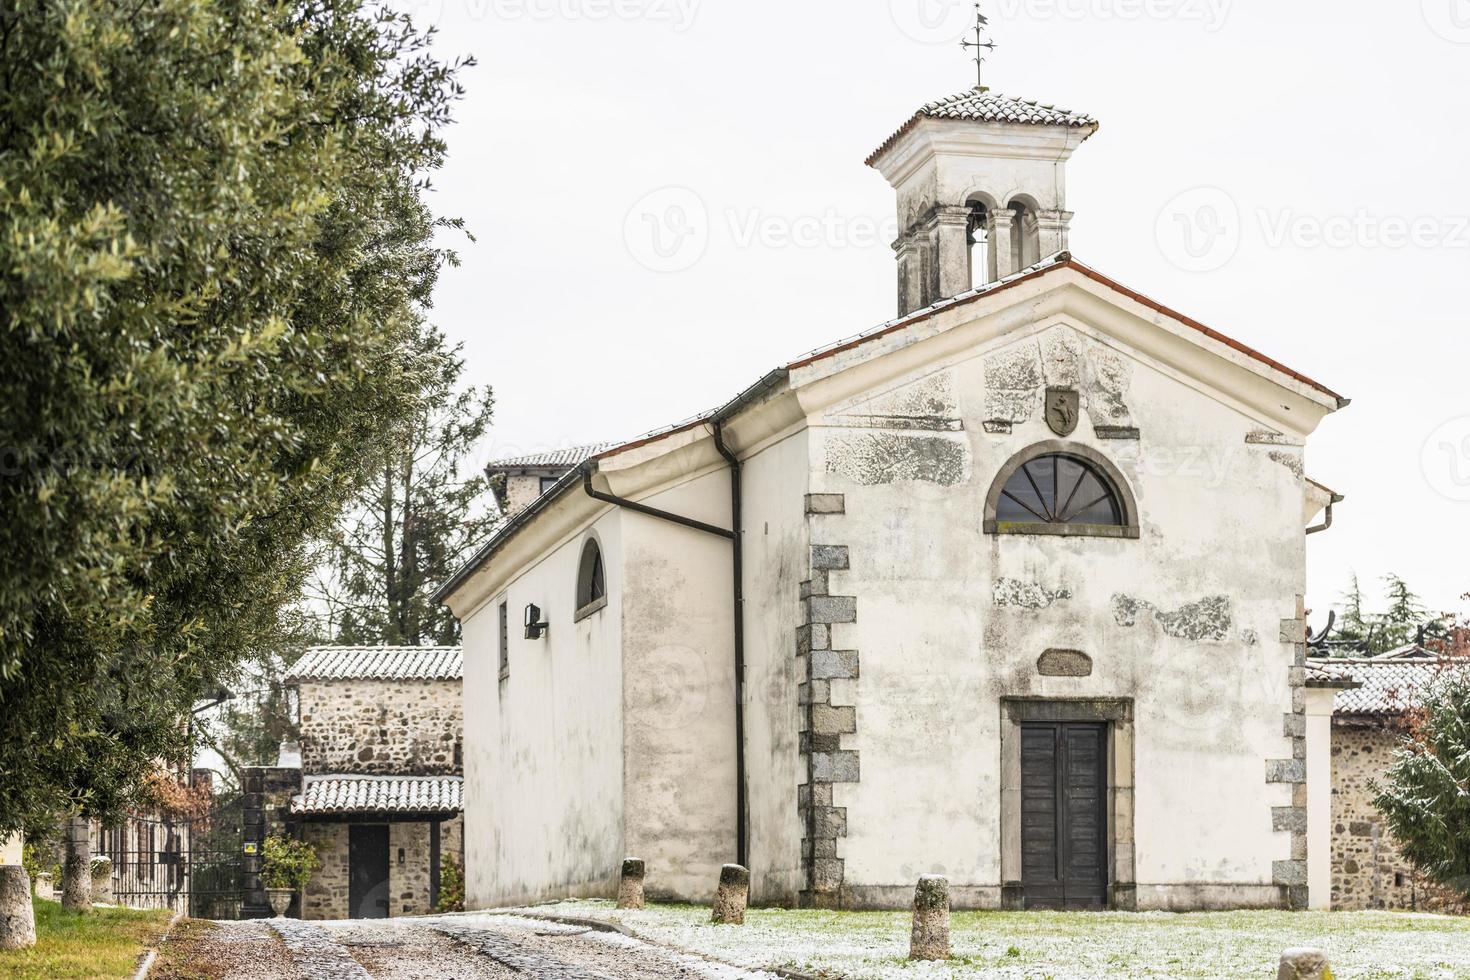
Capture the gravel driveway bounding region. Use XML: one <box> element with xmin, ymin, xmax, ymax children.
<box><xmin>175</xmin><ymin>913</ymin><xmax>781</xmax><ymax>980</ymax></box>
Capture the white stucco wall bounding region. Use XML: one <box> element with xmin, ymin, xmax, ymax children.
<box><xmin>740</xmin><ymin>431</ymin><xmax>811</xmax><ymax>905</ymax></box>
<box><xmin>619</xmin><ymin>469</ymin><xmax>738</xmax><ymax>902</ymax></box>
<box><xmin>461</xmin><ymin>509</ymin><xmax>625</xmax><ymax>909</ymax></box>
<box><xmin>813</xmin><ymin>318</ymin><xmax>1307</xmax><ymax>909</ymax></box>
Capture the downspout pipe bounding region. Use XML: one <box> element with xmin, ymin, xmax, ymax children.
<box><xmin>581</xmin><ymin>368</ymin><xmax>785</xmax><ymax>875</ymax></box>
<box><xmin>711</xmin><ymin>420</ymin><xmax>747</xmax><ymax>870</ymax></box>
<box><xmin>580</xmin><ymin>461</ymin><xmax>749</xmax><ymax>867</ymax></box>
<box><xmin>1306</xmin><ymin>493</ymin><xmax>1344</xmax><ymax>536</ymax></box>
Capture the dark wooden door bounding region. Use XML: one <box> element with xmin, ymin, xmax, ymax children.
<box><xmin>348</xmin><ymin>824</ymin><xmax>390</xmax><ymax>919</ymax></box>
<box><xmin>1020</xmin><ymin>722</ymin><xmax>1108</xmax><ymax>910</ymax></box>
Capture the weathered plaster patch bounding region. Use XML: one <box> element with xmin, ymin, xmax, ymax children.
<box><xmin>1041</xmin><ymin>329</ymin><xmax>1084</xmax><ymax>388</ymax></box>
<box><xmin>1246</xmin><ymin>428</ymin><xmax>1298</xmax><ymax>446</ymax></box>
<box><xmin>1084</xmin><ymin>345</ymin><xmax>1134</xmax><ymax>429</ymax></box>
<box><xmin>1240</xmin><ymin>628</ymin><xmax>1260</xmax><ymax>646</ymax></box>
<box><xmin>995</xmin><ymin>578</ymin><xmax>1073</xmax><ymax>609</ymax></box>
<box><xmin>825</xmin><ymin>433</ymin><xmax>968</xmax><ymax>487</ymax></box>
<box><xmin>1268</xmin><ymin>450</ymin><xmax>1305</xmax><ymax>479</ymax></box>
<box><xmin>1111</xmin><ymin>593</ymin><xmax>1233</xmax><ymax>642</ymax></box>
<box><xmin>828</xmin><ymin>371</ymin><xmax>962</xmax><ymax>431</ymax></box>
<box><xmin>983</xmin><ymin>343</ymin><xmax>1042</xmax><ymax>424</ymax></box>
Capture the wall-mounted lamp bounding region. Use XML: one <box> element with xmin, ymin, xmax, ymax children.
<box><xmin>524</xmin><ymin>603</ymin><xmax>549</xmax><ymax>640</ymax></box>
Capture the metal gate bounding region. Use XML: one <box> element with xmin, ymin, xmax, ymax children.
<box><xmin>93</xmin><ymin>796</ymin><xmax>245</xmax><ymax>919</ymax></box>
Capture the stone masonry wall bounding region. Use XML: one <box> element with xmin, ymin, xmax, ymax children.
<box><xmin>298</xmin><ymin>679</ymin><xmax>462</xmax><ymax>776</ymax></box>
<box><xmin>302</xmin><ymin>823</ymin><xmax>349</xmax><ymax>919</ymax></box>
<box><xmin>1331</xmin><ymin>724</ymin><xmax>1463</xmax><ymax>912</ymax></box>
<box><xmin>301</xmin><ymin>816</ymin><xmax>465</xmax><ymax>920</ymax></box>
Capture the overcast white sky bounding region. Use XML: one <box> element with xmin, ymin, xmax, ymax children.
<box><xmin>410</xmin><ymin>0</ymin><xmax>1470</xmax><ymax>626</ymax></box>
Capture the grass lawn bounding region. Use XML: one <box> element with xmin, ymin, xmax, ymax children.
<box><xmin>0</xmin><ymin>899</ymin><xmax>174</xmax><ymax>980</ymax></box>
<box><xmin>498</xmin><ymin>900</ymin><xmax>1470</xmax><ymax>979</ymax></box>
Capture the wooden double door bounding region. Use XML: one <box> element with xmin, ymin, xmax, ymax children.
<box><xmin>1020</xmin><ymin>722</ymin><xmax>1109</xmax><ymax>910</ymax></box>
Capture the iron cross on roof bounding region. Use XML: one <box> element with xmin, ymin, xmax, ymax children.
<box><xmin>960</xmin><ymin>2</ymin><xmax>997</xmax><ymax>91</ymax></box>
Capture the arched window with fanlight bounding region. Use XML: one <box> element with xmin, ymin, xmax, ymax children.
<box><xmin>574</xmin><ymin>537</ymin><xmax>607</xmax><ymax>620</ymax></box>
<box><xmin>983</xmin><ymin>442</ymin><xmax>1139</xmax><ymax>539</ymax></box>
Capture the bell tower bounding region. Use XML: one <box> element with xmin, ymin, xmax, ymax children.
<box><xmin>867</xmin><ymin>87</ymin><xmax>1098</xmax><ymax>316</ymax></box>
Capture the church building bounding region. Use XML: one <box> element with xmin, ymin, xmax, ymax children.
<box><xmin>438</xmin><ymin>84</ymin><xmax>1350</xmax><ymax>913</ymax></box>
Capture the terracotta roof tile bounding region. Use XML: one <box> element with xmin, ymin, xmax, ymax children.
<box><xmin>1310</xmin><ymin>658</ymin><xmax>1470</xmax><ymax>717</ymax></box>
<box><xmin>867</xmin><ymin>89</ymin><xmax>1098</xmax><ymax>166</ymax></box>
<box><xmin>485</xmin><ymin>444</ymin><xmax>619</xmax><ymax>471</ymax></box>
<box><xmin>286</xmin><ymin>646</ymin><xmax>462</xmax><ymax>682</ymax></box>
<box><xmin>291</xmin><ymin>775</ymin><xmax>462</xmax><ymax>815</ymax></box>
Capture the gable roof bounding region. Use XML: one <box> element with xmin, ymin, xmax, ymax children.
<box><xmin>789</xmin><ymin>254</ymin><xmax>1344</xmax><ymax>403</ymax></box>
<box><xmin>866</xmin><ymin>89</ymin><xmax>1099</xmax><ymax>167</ymax></box>
<box><xmin>291</xmin><ymin>775</ymin><xmax>463</xmax><ymax>816</ymax></box>
<box><xmin>485</xmin><ymin>444</ymin><xmax>619</xmax><ymax>472</ymax></box>
<box><xmin>1309</xmin><ymin>658</ymin><xmax>1470</xmax><ymax>718</ymax></box>
<box><xmin>285</xmin><ymin>646</ymin><xmax>462</xmax><ymax>683</ymax></box>
<box><xmin>435</xmin><ymin>254</ymin><xmax>1347</xmax><ymax>607</ymax></box>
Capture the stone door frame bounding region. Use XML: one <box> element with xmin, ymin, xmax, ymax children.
<box><xmin>999</xmin><ymin>698</ymin><xmax>1136</xmax><ymax>910</ymax></box>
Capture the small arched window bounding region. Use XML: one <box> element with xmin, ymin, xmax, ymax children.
<box><xmin>575</xmin><ymin>538</ymin><xmax>607</xmax><ymax>619</ymax></box>
<box><xmin>984</xmin><ymin>443</ymin><xmax>1139</xmax><ymax>539</ymax></box>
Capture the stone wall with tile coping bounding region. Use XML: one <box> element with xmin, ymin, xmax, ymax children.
<box><xmin>296</xmin><ymin>678</ymin><xmax>463</xmax><ymax>776</ymax></box>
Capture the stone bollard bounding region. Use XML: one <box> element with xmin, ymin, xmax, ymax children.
<box><xmin>34</xmin><ymin>873</ymin><xmax>53</xmax><ymax>902</ymax></box>
<box><xmin>710</xmin><ymin>864</ymin><xmax>750</xmax><ymax>925</ymax></box>
<box><xmin>61</xmin><ymin>815</ymin><xmax>90</xmax><ymax>911</ymax></box>
<box><xmin>90</xmin><ymin>857</ymin><xmax>114</xmax><ymax>904</ymax></box>
<box><xmin>617</xmin><ymin>858</ymin><xmax>646</xmax><ymax>910</ymax></box>
<box><xmin>0</xmin><ymin>865</ymin><xmax>36</xmax><ymax>950</ymax></box>
<box><xmin>1277</xmin><ymin>948</ymin><xmax>1333</xmax><ymax>980</ymax></box>
<box><xmin>909</xmin><ymin>875</ymin><xmax>951</xmax><ymax>961</ymax></box>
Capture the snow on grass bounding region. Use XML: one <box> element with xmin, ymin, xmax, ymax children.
<box><xmin>486</xmin><ymin>900</ymin><xmax>1470</xmax><ymax>979</ymax></box>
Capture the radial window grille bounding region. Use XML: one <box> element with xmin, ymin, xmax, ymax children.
<box><xmin>994</xmin><ymin>454</ymin><xmax>1125</xmax><ymax>527</ymax></box>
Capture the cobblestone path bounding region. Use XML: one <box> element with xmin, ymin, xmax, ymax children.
<box><xmin>178</xmin><ymin>914</ymin><xmax>777</xmax><ymax>979</ymax></box>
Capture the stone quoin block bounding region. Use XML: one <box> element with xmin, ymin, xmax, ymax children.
<box><xmin>805</xmin><ymin>595</ymin><xmax>856</xmax><ymax>624</ymax></box>
<box><xmin>812</xmin><ymin>806</ymin><xmax>847</xmax><ymax>839</ymax></box>
<box><xmin>796</xmin><ymin>624</ymin><xmax>830</xmax><ymax>655</ymax></box>
<box><xmin>810</xmin><ymin>703</ymin><xmax>856</xmax><ymax>735</ymax></box>
<box><xmin>617</xmin><ymin>857</ymin><xmax>646</xmax><ymax>909</ymax></box>
<box><xmin>1277</xmin><ymin>948</ymin><xmax>1332</xmax><ymax>980</ymax></box>
<box><xmin>711</xmin><ymin>864</ymin><xmax>750</xmax><ymax>925</ymax></box>
<box><xmin>909</xmin><ymin>875</ymin><xmax>952</xmax><ymax>961</ymax></box>
<box><xmin>1266</xmin><ymin>759</ymin><xmax>1306</xmax><ymax>784</ymax></box>
<box><xmin>1272</xmin><ymin>807</ymin><xmax>1308</xmax><ymax>833</ymax></box>
<box><xmin>1273</xmin><ymin>860</ymin><xmax>1307</xmax><ymax>887</ymax></box>
<box><xmin>1283</xmin><ymin>713</ymin><xmax>1306</xmax><ymax>738</ymax></box>
<box><xmin>810</xmin><ymin>545</ymin><xmax>850</xmax><ymax>571</ymax></box>
<box><xmin>810</xmin><ymin>651</ymin><xmax>859</xmax><ymax>680</ymax></box>
<box><xmin>811</xmin><ymin>858</ymin><xmax>844</xmax><ymax>891</ymax></box>
<box><xmin>811</xmin><ymin>751</ymin><xmax>860</xmax><ymax>783</ymax></box>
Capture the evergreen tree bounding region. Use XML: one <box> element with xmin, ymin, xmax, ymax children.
<box><xmin>1373</xmin><ymin>668</ymin><xmax>1470</xmax><ymax>900</ymax></box>
<box><xmin>307</xmin><ymin>332</ymin><xmax>495</xmax><ymax>646</ymax></box>
<box><xmin>1380</xmin><ymin>574</ymin><xmax>1431</xmax><ymax>652</ymax></box>
<box><xmin>0</xmin><ymin>0</ymin><xmax>470</xmax><ymax>833</ymax></box>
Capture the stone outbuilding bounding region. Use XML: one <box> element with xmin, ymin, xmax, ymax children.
<box><xmin>1314</xmin><ymin>656</ymin><xmax>1469</xmax><ymax>912</ymax></box>
<box><xmin>440</xmin><ymin>87</ymin><xmax>1351</xmax><ymax>913</ymax></box>
<box><xmin>283</xmin><ymin>646</ymin><xmax>465</xmax><ymax>919</ymax></box>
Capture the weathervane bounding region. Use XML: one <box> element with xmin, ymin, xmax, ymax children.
<box><xmin>960</xmin><ymin>2</ymin><xmax>996</xmax><ymax>92</ymax></box>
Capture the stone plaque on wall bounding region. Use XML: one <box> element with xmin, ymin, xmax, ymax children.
<box><xmin>1037</xmin><ymin>649</ymin><xmax>1092</xmax><ymax>677</ymax></box>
